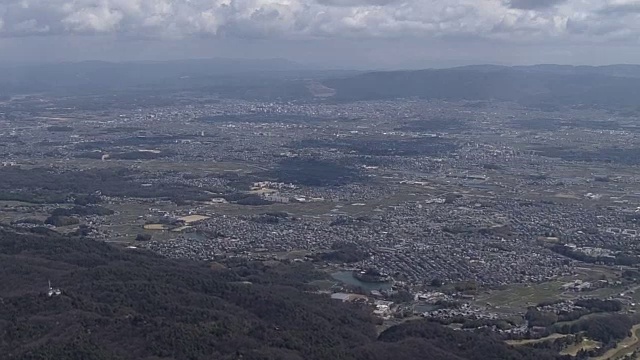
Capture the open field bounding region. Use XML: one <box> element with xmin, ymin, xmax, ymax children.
<box><xmin>0</xmin><ymin>201</ymin><xmax>49</xmax><ymax>224</ymax></box>
<box><xmin>475</xmin><ymin>270</ymin><xmax>624</xmax><ymax>314</ymax></box>
<box><xmin>143</xmin><ymin>224</ymin><xmax>169</xmax><ymax>230</ymax></box>
<box><xmin>506</xmin><ymin>333</ymin><xmax>568</xmax><ymax>346</ymax></box>
<box><xmin>475</xmin><ymin>281</ymin><xmax>569</xmax><ymax>313</ymax></box>
<box><xmin>505</xmin><ymin>320</ymin><xmax>636</xmax><ymax>358</ymax></box>
<box><xmin>560</xmin><ymin>339</ymin><xmax>602</xmax><ymax>356</ymax></box>
<box><xmin>593</xmin><ymin>324</ymin><xmax>640</xmax><ymax>360</ymax></box>
<box><xmin>199</xmin><ymin>201</ymin><xmax>338</xmax><ymax>217</ymax></box>
<box><xmin>31</xmin><ymin>158</ymin><xmax>255</xmax><ymax>174</ymax></box>
<box><xmin>178</xmin><ymin>215</ymin><xmax>210</xmax><ymax>223</ymax></box>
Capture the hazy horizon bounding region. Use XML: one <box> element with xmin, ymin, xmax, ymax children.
<box><xmin>3</xmin><ymin>55</ymin><xmax>640</xmax><ymax>72</ymax></box>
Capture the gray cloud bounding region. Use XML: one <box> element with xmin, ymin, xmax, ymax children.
<box><xmin>507</xmin><ymin>0</ymin><xmax>567</xmax><ymax>10</ymax></box>
<box><xmin>0</xmin><ymin>0</ymin><xmax>636</xmax><ymax>46</ymax></box>
<box><xmin>598</xmin><ymin>1</ymin><xmax>640</xmax><ymax>15</ymax></box>
<box><xmin>315</xmin><ymin>0</ymin><xmax>403</xmax><ymax>6</ymax></box>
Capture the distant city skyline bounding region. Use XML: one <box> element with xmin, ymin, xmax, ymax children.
<box><xmin>1</xmin><ymin>1</ymin><xmax>640</xmax><ymax>69</ymax></box>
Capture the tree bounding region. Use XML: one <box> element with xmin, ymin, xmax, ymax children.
<box><xmin>135</xmin><ymin>233</ymin><xmax>152</xmax><ymax>242</ymax></box>
<box><xmin>45</xmin><ymin>215</ymin><xmax>80</xmax><ymax>227</ymax></box>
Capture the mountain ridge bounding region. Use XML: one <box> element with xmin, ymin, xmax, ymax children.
<box><xmin>3</xmin><ymin>60</ymin><xmax>640</xmax><ymax>107</ymax></box>
<box><xmin>0</xmin><ymin>226</ymin><xmax>565</xmax><ymax>360</ymax></box>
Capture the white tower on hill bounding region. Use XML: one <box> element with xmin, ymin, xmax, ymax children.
<box><xmin>47</xmin><ymin>280</ymin><xmax>61</xmax><ymax>297</ymax></box>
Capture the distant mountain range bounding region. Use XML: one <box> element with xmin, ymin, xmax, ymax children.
<box><xmin>456</xmin><ymin>64</ymin><xmax>640</xmax><ymax>78</ymax></box>
<box><xmin>2</xmin><ymin>59</ymin><xmax>640</xmax><ymax>107</ymax></box>
<box><xmin>322</xmin><ymin>65</ymin><xmax>640</xmax><ymax>107</ymax></box>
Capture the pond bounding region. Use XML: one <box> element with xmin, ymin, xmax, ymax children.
<box><xmin>331</xmin><ymin>271</ymin><xmax>392</xmax><ymax>292</ymax></box>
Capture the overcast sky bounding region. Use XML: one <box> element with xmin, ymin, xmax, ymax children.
<box><xmin>1</xmin><ymin>0</ymin><xmax>640</xmax><ymax>68</ymax></box>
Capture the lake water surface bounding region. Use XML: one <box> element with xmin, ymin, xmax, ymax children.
<box><xmin>331</xmin><ymin>271</ymin><xmax>392</xmax><ymax>292</ymax></box>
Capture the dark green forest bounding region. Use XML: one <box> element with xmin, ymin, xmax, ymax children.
<box><xmin>0</xmin><ymin>167</ymin><xmax>211</xmax><ymax>204</ymax></box>
<box><xmin>0</xmin><ymin>227</ymin><xmax>568</xmax><ymax>360</ymax></box>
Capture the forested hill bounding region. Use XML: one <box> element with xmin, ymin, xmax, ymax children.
<box><xmin>0</xmin><ymin>227</ymin><xmax>564</xmax><ymax>360</ymax></box>
<box><xmin>322</xmin><ymin>66</ymin><xmax>640</xmax><ymax>107</ymax></box>
<box><xmin>5</xmin><ymin>61</ymin><xmax>640</xmax><ymax>107</ymax></box>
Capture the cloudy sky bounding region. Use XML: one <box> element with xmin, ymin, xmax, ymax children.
<box><xmin>0</xmin><ymin>0</ymin><xmax>639</xmax><ymax>68</ymax></box>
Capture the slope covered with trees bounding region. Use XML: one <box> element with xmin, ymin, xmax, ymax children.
<box><xmin>322</xmin><ymin>67</ymin><xmax>640</xmax><ymax>108</ymax></box>
<box><xmin>0</xmin><ymin>227</ymin><xmax>565</xmax><ymax>360</ymax></box>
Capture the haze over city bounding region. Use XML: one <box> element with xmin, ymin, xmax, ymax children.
<box><xmin>5</xmin><ymin>1</ymin><xmax>640</xmax><ymax>360</ymax></box>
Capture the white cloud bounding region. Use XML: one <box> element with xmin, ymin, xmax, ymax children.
<box><xmin>0</xmin><ymin>0</ymin><xmax>637</xmax><ymax>44</ymax></box>
<box><xmin>62</xmin><ymin>4</ymin><xmax>124</xmax><ymax>32</ymax></box>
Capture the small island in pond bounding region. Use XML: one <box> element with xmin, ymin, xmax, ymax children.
<box><xmin>353</xmin><ymin>268</ymin><xmax>392</xmax><ymax>283</ymax></box>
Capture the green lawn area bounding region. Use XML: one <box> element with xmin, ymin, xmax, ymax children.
<box><xmin>506</xmin><ymin>333</ymin><xmax>567</xmax><ymax>346</ymax></box>
<box><xmin>475</xmin><ymin>266</ymin><xmax>626</xmax><ymax>314</ymax></box>
<box><xmin>560</xmin><ymin>339</ymin><xmax>601</xmax><ymax>356</ymax></box>
<box><xmin>475</xmin><ymin>281</ymin><xmax>568</xmax><ymax>312</ymax></box>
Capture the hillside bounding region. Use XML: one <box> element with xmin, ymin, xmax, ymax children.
<box><xmin>0</xmin><ymin>227</ymin><xmax>565</xmax><ymax>360</ymax></box>
<box><xmin>322</xmin><ymin>67</ymin><xmax>640</xmax><ymax>107</ymax></box>
<box><xmin>5</xmin><ymin>61</ymin><xmax>640</xmax><ymax>107</ymax></box>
